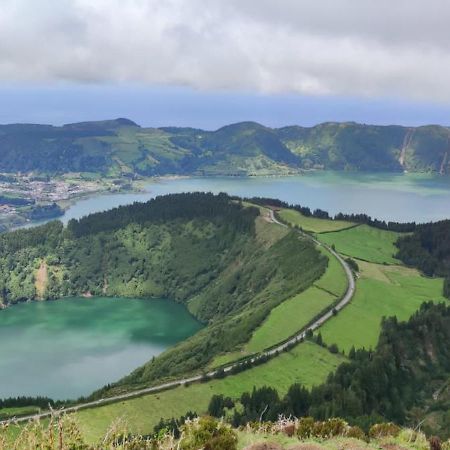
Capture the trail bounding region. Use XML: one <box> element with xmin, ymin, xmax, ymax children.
<box><xmin>2</xmin><ymin>208</ymin><xmax>356</xmax><ymax>425</ymax></box>
<box><xmin>399</xmin><ymin>128</ymin><xmax>414</xmax><ymax>167</ymax></box>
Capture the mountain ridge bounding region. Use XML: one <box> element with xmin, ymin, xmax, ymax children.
<box><xmin>0</xmin><ymin>119</ymin><xmax>449</xmax><ymax>175</ymax></box>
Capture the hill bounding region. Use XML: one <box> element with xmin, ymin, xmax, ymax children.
<box><xmin>0</xmin><ymin>119</ymin><xmax>449</xmax><ymax>175</ymax></box>
<box><xmin>0</xmin><ymin>192</ymin><xmax>327</xmax><ymax>389</ymax></box>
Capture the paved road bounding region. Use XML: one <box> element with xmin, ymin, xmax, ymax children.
<box><xmin>2</xmin><ymin>208</ymin><xmax>355</xmax><ymax>425</ymax></box>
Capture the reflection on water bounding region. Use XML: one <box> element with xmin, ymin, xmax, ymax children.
<box><xmin>60</xmin><ymin>172</ymin><xmax>450</xmax><ymax>224</ymax></box>
<box><xmin>0</xmin><ymin>297</ymin><xmax>202</xmax><ymax>399</ymax></box>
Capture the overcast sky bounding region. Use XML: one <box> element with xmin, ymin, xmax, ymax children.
<box><xmin>1</xmin><ymin>0</ymin><xmax>449</xmax><ymax>127</ymax></box>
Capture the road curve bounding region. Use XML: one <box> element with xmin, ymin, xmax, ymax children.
<box><xmin>2</xmin><ymin>208</ymin><xmax>355</xmax><ymax>425</ymax></box>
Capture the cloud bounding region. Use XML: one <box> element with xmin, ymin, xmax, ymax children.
<box><xmin>0</xmin><ymin>0</ymin><xmax>449</xmax><ymax>102</ymax></box>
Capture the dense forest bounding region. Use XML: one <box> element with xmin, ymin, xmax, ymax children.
<box><xmin>0</xmin><ymin>119</ymin><xmax>449</xmax><ymax>176</ymax></box>
<box><xmin>396</xmin><ymin>220</ymin><xmax>450</xmax><ymax>297</ymax></box>
<box><xmin>0</xmin><ymin>192</ymin><xmax>327</xmax><ymax>388</ymax></box>
<box><xmin>205</xmin><ymin>302</ymin><xmax>450</xmax><ymax>438</ymax></box>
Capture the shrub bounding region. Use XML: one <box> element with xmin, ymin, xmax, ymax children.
<box><xmin>297</xmin><ymin>418</ymin><xmax>348</xmax><ymax>440</ymax></box>
<box><xmin>297</xmin><ymin>417</ymin><xmax>315</xmax><ymax>439</ymax></box>
<box><xmin>397</xmin><ymin>428</ymin><xmax>428</xmax><ymax>448</ymax></box>
<box><xmin>179</xmin><ymin>416</ymin><xmax>238</xmax><ymax>450</ymax></box>
<box><xmin>430</xmin><ymin>436</ymin><xmax>442</xmax><ymax>450</ymax></box>
<box><xmin>328</xmin><ymin>343</ymin><xmax>339</xmax><ymax>354</ymax></box>
<box><xmin>369</xmin><ymin>422</ymin><xmax>400</xmax><ymax>438</ymax></box>
<box><xmin>312</xmin><ymin>418</ymin><xmax>348</xmax><ymax>438</ymax></box>
<box><xmin>346</xmin><ymin>425</ymin><xmax>366</xmax><ymax>440</ymax></box>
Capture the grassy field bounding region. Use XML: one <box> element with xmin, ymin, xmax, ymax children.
<box><xmin>211</xmin><ymin>242</ymin><xmax>346</xmax><ymax>367</ymax></box>
<box><xmin>278</xmin><ymin>208</ymin><xmax>354</xmax><ymax>233</ymax></box>
<box><xmin>246</xmin><ymin>286</ymin><xmax>335</xmax><ymax>353</ymax></box>
<box><xmin>314</xmin><ymin>246</ymin><xmax>347</xmax><ymax>297</ymax></box>
<box><xmin>0</xmin><ymin>406</ymin><xmax>40</xmax><ymax>420</ymax></box>
<box><xmin>318</xmin><ymin>224</ymin><xmax>402</xmax><ymax>264</ymax></box>
<box><xmin>71</xmin><ymin>342</ymin><xmax>344</xmax><ymax>442</ymax></box>
<box><xmin>320</xmin><ymin>261</ymin><xmax>447</xmax><ymax>352</ymax></box>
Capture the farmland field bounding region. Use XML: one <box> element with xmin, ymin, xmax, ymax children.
<box><xmin>318</xmin><ymin>224</ymin><xmax>402</xmax><ymax>264</ymax></box>
<box><xmin>319</xmin><ymin>261</ymin><xmax>446</xmax><ymax>352</ymax></box>
<box><xmin>278</xmin><ymin>208</ymin><xmax>354</xmax><ymax>233</ymax></box>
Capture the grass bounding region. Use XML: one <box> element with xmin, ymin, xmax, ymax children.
<box><xmin>320</xmin><ymin>261</ymin><xmax>447</xmax><ymax>353</ymax></box>
<box><xmin>210</xmin><ymin>242</ymin><xmax>346</xmax><ymax>367</ymax></box>
<box><xmin>278</xmin><ymin>208</ymin><xmax>354</xmax><ymax>233</ymax></box>
<box><xmin>246</xmin><ymin>286</ymin><xmax>335</xmax><ymax>353</ymax></box>
<box><xmin>318</xmin><ymin>224</ymin><xmax>402</xmax><ymax>264</ymax></box>
<box><xmin>0</xmin><ymin>406</ymin><xmax>40</xmax><ymax>419</ymax></box>
<box><xmin>73</xmin><ymin>341</ymin><xmax>345</xmax><ymax>443</ymax></box>
<box><xmin>314</xmin><ymin>246</ymin><xmax>347</xmax><ymax>297</ymax></box>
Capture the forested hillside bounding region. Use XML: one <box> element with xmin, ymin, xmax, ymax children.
<box><xmin>0</xmin><ymin>192</ymin><xmax>326</xmax><ymax>386</ymax></box>
<box><xmin>210</xmin><ymin>302</ymin><xmax>450</xmax><ymax>438</ymax></box>
<box><xmin>396</xmin><ymin>219</ymin><xmax>450</xmax><ymax>297</ymax></box>
<box><xmin>0</xmin><ymin>119</ymin><xmax>449</xmax><ymax>175</ymax></box>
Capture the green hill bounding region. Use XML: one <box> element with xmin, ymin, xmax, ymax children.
<box><xmin>0</xmin><ymin>119</ymin><xmax>449</xmax><ymax>175</ymax></box>
<box><xmin>0</xmin><ymin>193</ymin><xmax>326</xmax><ymax>391</ymax></box>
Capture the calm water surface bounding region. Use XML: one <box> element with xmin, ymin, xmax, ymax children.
<box><xmin>0</xmin><ymin>297</ymin><xmax>202</xmax><ymax>399</ymax></box>
<box><xmin>59</xmin><ymin>172</ymin><xmax>450</xmax><ymax>224</ymax></box>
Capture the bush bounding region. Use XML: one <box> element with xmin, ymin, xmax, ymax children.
<box><xmin>297</xmin><ymin>418</ymin><xmax>348</xmax><ymax>440</ymax></box>
<box><xmin>369</xmin><ymin>422</ymin><xmax>400</xmax><ymax>438</ymax></box>
<box><xmin>312</xmin><ymin>418</ymin><xmax>348</xmax><ymax>438</ymax></box>
<box><xmin>346</xmin><ymin>425</ymin><xmax>366</xmax><ymax>440</ymax></box>
<box><xmin>297</xmin><ymin>417</ymin><xmax>315</xmax><ymax>439</ymax></box>
<box><xmin>179</xmin><ymin>416</ymin><xmax>238</xmax><ymax>450</ymax></box>
<box><xmin>328</xmin><ymin>343</ymin><xmax>339</xmax><ymax>354</ymax></box>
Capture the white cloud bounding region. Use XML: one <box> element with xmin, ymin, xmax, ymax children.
<box><xmin>0</xmin><ymin>0</ymin><xmax>449</xmax><ymax>101</ymax></box>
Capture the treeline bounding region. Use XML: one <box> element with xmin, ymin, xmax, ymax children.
<box><xmin>68</xmin><ymin>192</ymin><xmax>258</xmax><ymax>238</ymax></box>
<box><xmin>0</xmin><ymin>220</ymin><xmax>63</xmax><ymax>257</ymax></box>
<box><xmin>244</xmin><ymin>197</ymin><xmax>416</xmax><ymax>232</ymax></box>
<box><xmin>0</xmin><ymin>396</ymin><xmax>56</xmax><ymax>410</ymax></box>
<box><xmin>396</xmin><ymin>220</ymin><xmax>450</xmax><ymax>297</ymax></box>
<box><xmin>26</xmin><ymin>203</ymin><xmax>63</xmax><ymax>221</ymax></box>
<box><xmin>205</xmin><ymin>302</ymin><xmax>450</xmax><ymax>435</ymax></box>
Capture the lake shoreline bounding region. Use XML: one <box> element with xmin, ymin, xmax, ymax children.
<box><xmin>7</xmin><ymin>171</ymin><xmax>450</xmax><ymax>232</ymax></box>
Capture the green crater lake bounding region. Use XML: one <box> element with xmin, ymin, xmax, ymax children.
<box><xmin>0</xmin><ymin>297</ymin><xmax>202</xmax><ymax>399</ymax></box>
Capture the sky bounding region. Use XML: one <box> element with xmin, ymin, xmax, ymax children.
<box><xmin>1</xmin><ymin>0</ymin><xmax>449</xmax><ymax>128</ymax></box>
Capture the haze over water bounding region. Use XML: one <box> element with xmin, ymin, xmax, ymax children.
<box><xmin>0</xmin><ymin>297</ymin><xmax>202</xmax><ymax>399</ymax></box>
<box><xmin>61</xmin><ymin>172</ymin><xmax>450</xmax><ymax>225</ymax></box>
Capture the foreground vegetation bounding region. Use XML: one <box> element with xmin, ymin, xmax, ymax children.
<box><xmin>4</xmin><ymin>414</ymin><xmax>449</xmax><ymax>450</ymax></box>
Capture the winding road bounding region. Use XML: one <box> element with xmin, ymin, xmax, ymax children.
<box><xmin>2</xmin><ymin>207</ymin><xmax>355</xmax><ymax>425</ymax></box>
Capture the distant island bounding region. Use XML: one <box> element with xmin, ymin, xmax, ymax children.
<box><xmin>0</xmin><ymin>118</ymin><xmax>449</xmax><ymax>177</ymax></box>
